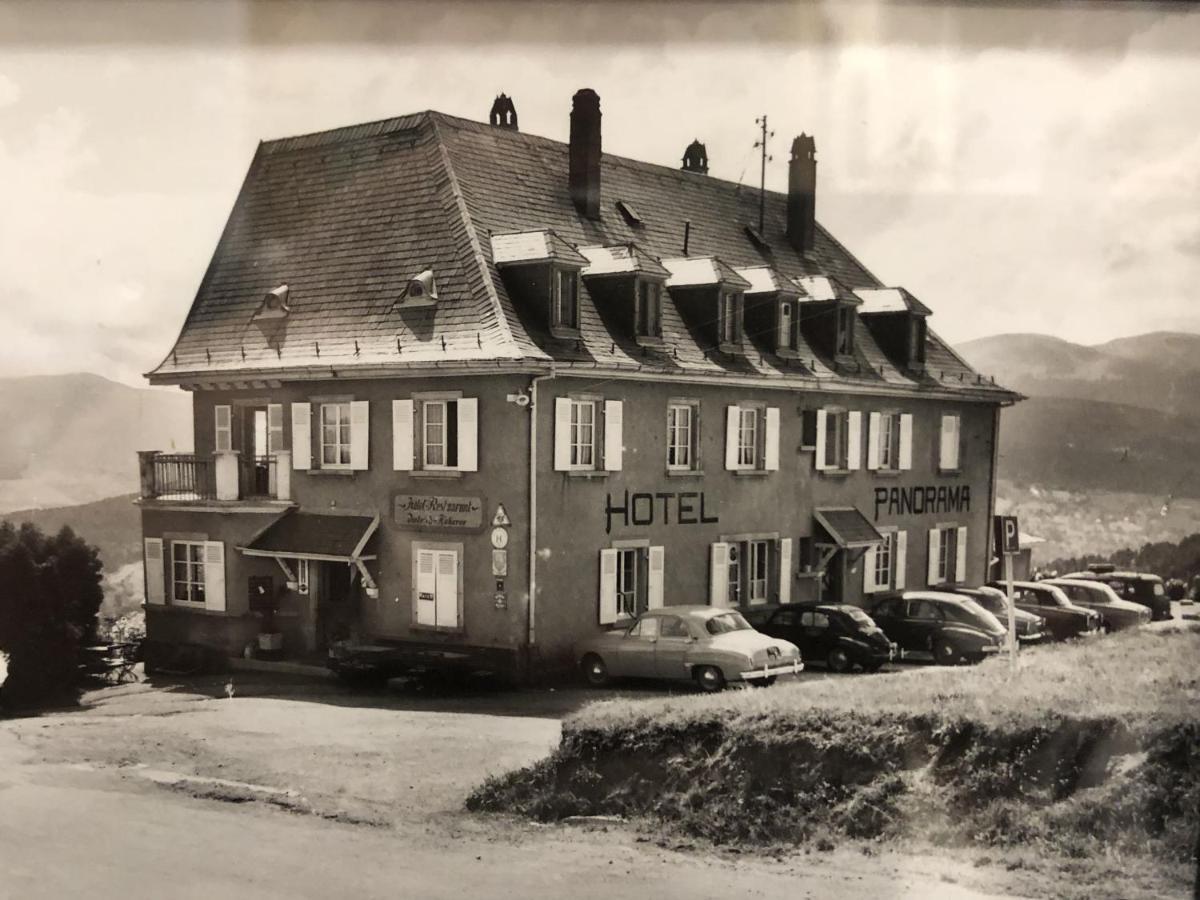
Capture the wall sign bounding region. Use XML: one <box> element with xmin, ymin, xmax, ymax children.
<box><xmin>492</xmin><ymin>549</ymin><xmax>508</xmax><ymax>577</ymax></box>
<box><xmin>605</xmin><ymin>489</ymin><xmax>718</xmax><ymax>535</ymax></box>
<box><xmin>394</xmin><ymin>494</ymin><xmax>485</xmax><ymax>531</ymax></box>
<box><xmin>873</xmin><ymin>484</ymin><xmax>971</xmax><ymax>519</ymax></box>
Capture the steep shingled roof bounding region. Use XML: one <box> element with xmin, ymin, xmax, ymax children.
<box><xmin>147</xmin><ymin>109</ymin><xmax>1015</xmax><ymax>402</ymax></box>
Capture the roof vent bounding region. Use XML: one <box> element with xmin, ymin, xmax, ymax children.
<box><xmin>489</xmin><ymin>93</ymin><xmax>518</xmax><ymax>131</ymax></box>
<box><xmin>251</xmin><ymin>284</ymin><xmax>290</xmax><ymax>321</ymax></box>
<box><xmin>615</xmin><ymin>200</ymin><xmax>642</xmax><ymax>226</ymax></box>
<box><xmin>395</xmin><ymin>269</ymin><xmax>438</xmax><ymax>309</ymax></box>
<box><xmin>682</xmin><ymin>139</ymin><xmax>708</xmax><ymax>175</ymax></box>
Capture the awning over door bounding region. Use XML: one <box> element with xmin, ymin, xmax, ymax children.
<box><xmin>814</xmin><ymin>508</ymin><xmax>883</xmax><ymax>549</ymax></box>
<box><xmin>239</xmin><ymin>511</ymin><xmax>379</xmax><ymax>562</ymax></box>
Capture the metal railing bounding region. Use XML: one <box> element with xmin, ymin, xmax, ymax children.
<box><xmin>143</xmin><ymin>454</ymin><xmax>216</xmax><ymax>500</ymax></box>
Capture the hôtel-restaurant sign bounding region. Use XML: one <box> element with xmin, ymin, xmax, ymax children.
<box><xmin>394</xmin><ymin>494</ymin><xmax>485</xmax><ymax>532</ymax></box>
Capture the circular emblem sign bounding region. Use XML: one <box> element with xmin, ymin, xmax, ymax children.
<box><xmin>490</xmin><ymin>527</ymin><xmax>509</xmax><ymax>550</ymax></box>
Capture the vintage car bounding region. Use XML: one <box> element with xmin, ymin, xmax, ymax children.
<box><xmin>947</xmin><ymin>585</ymin><xmax>1046</xmax><ymax>644</ymax></box>
<box><xmin>576</xmin><ymin>606</ymin><xmax>802</xmax><ymax>692</ymax></box>
<box><xmin>744</xmin><ymin>604</ymin><xmax>895</xmax><ymax>673</ymax></box>
<box><xmin>1042</xmin><ymin>578</ymin><xmax>1151</xmax><ymax>632</ymax></box>
<box><xmin>987</xmin><ymin>580</ymin><xmax>1101</xmax><ymax>641</ymax></box>
<box><xmin>1060</xmin><ymin>567</ymin><xmax>1172</xmax><ymax>621</ymax></box>
<box><xmin>867</xmin><ymin>591</ymin><xmax>1006</xmax><ymax>665</ymax></box>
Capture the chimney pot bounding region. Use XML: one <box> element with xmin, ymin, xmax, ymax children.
<box><xmin>489</xmin><ymin>93</ymin><xmax>518</xmax><ymax>130</ymax></box>
<box><xmin>682</xmin><ymin>139</ymin><xmax>708</xmax><ymax>175</ymax></box>
<box><xmin>569</xmin><ymin>88</ymin><xmax>602</xmax><ymax>219</ymax></box>
<box><xmin>787</xmin><ymin>134</ymin><xmax>817</xmax><ymax>254</ymax></box>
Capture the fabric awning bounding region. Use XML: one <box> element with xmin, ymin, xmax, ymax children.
<box><xmin>814</xmin><ymin>508</ymin><xmax>884</xmax><ymax>549</ymax></box>
<box><xmin>240</xmin><ymin>512</ymin><xmax>379</xmax><ymax>562</ymax></box>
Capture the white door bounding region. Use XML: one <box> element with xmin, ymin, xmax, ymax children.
<box><xmin>415</xmin><ymin>547</ymin><xmax>460</xmax><ymax>629</ymax></box>
<box><xmin>416</xmin><ymin>549</ymin><xmax>437</xmax><ymax>626</ymax></box>
<box><xmin>434</xmin><ymin>550</ymin><xmax>459</xmax><ymax>628</ymax></box>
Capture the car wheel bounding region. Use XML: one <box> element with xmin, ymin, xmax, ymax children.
<box><xmin>934</xmin><ymin>639</ymin><xmax>959</xmax><ymax>666</ymax></box>
<box><xmin>581</xmin><ymin>654</ymin><xmax>609</xmax><ymax>687</ymax></box>
<box><xmin>694</xmin><ymin>665</ymin><xmax>726</xmax><ymax>693</ymax></box>
<box><xmin>826</xmin><ymin>647</ymin><xmax>851</xmax><ymax>673</ymax></box>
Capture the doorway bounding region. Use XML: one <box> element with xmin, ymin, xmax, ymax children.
<box><xmin>317</xmin><ymin>562</ymin><xmax>356</xmax><ymax>650</ymax></box>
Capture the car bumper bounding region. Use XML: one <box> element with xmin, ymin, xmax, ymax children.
<box><xmin>1018</xmin><ymin>632</ymin><xmax>1047</xmax><ymax>645</ymax></box>
<box><xmin>739</xmin><ymin>659</ymin><xmax>805</xmax><ymax>681</ymax></box>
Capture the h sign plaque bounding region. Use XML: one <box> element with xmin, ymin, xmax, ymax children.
<box><xmin>994</xmin><ymin>515</ymin><xmax>1020</xmax><ymax>556</ymax></box>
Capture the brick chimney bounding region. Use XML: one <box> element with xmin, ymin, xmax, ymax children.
<box><xmin>787</xmin><ymin>134</ymin><xmax>817</xmax><ymax>254</ymax></box>
<box><xmin>569</xmin><ymin>89</ymin><xmax>602</xmax><ymax>219</ymax></box>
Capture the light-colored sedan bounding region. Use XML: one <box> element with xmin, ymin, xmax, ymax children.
<box><xmin>576</xmin><ymin>605</ymin><xmax>802</xmax><ymax>692</ymax></box>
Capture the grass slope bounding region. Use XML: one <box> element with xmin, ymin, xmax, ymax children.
<box><xmin>469</xmin><ymin>627</ymin><xmax>1200</xmax><ymax>897</ymax></box>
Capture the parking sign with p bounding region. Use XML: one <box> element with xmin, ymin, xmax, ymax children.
<box><xmin>994</xmin><ymin>515</ymin><xmax>1020</xmax><ymax>555</ymax></box>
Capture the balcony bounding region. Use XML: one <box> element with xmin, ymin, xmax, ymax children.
<box><xmin>138</xmin><ymin>450</ymin><xmax>292</xmax><ymax>503</ymax></box>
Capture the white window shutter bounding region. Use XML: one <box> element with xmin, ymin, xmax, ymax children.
<box><xmin>599</xmin><ymin>548</ymin><xmax>619</xmax><ymax>624</ymax></box>
<box><xmin>899</xmin><ymin>414</ymin><xmax>914</xmax><ymax>471</ymax></box>
<box><xmin>724</xmin><ymin>406</ymin><xmax>740</xmax><ymax>471</ymax></box>
<box><xmin>143</xmin><ymin>538</ymin><xmax>165</xmax><ymax>606</ymax></box>
<box><xmin>863</xmin><ymin>544</ymin><xmax>879</xmax><ymax>594</ymax></box>
<box><xmin>895</xmin><ymin>530</ymin><xmax>908</xmax><ymax>591</ymax></box>
<box><xmin>214</xmin><ymin>405</ymin><xmax>232</xmax><ymax>452</ymax></box>
<box><xmin>554</xmin><ymin>397</ymin><xmax>572</xmax><ymax>471</ymax></box>
<box><xmin>777</xmin><ymin>538</ymin><xmax>793</xmax><ymax>605</ymax></box>
<box><xmin>763</xmin><ymin>407</ymin><xmax>780</xmax><ymax>471</ymax></box>
<box><xmin>956</xmin><ymin>526</ymin><xmax>968</xmax><ymax>584</ymax></box>
<box><xmin>392</xmin><ymin>400</ymin><xmax>414</xmax><ymax>471</ymax></box>
<box><xmin>435</xmin><ymin>550</ymin><xmax>459</xmax><ymax>628</ymax></box>
<box><xmin>349</xmin><ymin>400</ymin><xmax>370</xmax><ymax>471</ymax></box>
<box><xmin>415</xmin><ymin>549</ymin><xmax>437</xmax><ymax>626</ymax></box>
<box><xmin>291</xmin><ymin>403</ymin><xmax>312</xmax><ymax>470</ymax></box>
<box><xmin>815</xmin><ymin>409</ymin><xmax>828</xmax><ymax>470</ymax></box>
<box><xmin>267</xmin><ymin>404</ymin><xmax>284</xmax><ymax>455</ymax></box>
<box><xmin>866</xmin><ymin>412</ymin><xmax>881</xmax><ymax>470</ymax></box>
<box><xmin>709</xmin><ymin>542</ymin><xmax>730</xmax><ymax>607</ymax></box>
<box><xmin>846</xmin><ymin>411</ymin><xmax>863</xmax><ymax>470</ymax></box>
<box><xmin>457</xmin><ymin>398</ymin><xmax>479</xmax><ymax>472</ymax></box>
<box><xmin>203</xmin><ymin>541</ymin><xmax>226</xmax><ymax>612</ymax></box>
<box><xmin>647</xmin><ymin>546</ymin><xmax>665</xmax><ymax>609</ymax></box>
<box><xmin>604</xmin><ymin>400</ymin><xmax>624</xmax><ymax>472</ymax></box>
<box><xmin>927</xmin><ymin>528</ymin><xmax>941</xmax><ymax>586</ymax></box>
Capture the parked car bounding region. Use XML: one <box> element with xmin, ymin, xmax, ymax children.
<box><xmin>946</xmin><ymin>586</ymin><xmax>1046</xmax><ymax>645</ymax></box>
<box><xmin>867</xmin><ymin>592</ymin><xmax>1006</xmax><ymax>665</ymax></box>
<box><xmin>576</xmin><ymin>606</ymin><xmax>802</xmax><ymax>692</ymax></box>
<box><xmin>987</xmin><ymin>580</ymin><xmax>1101</xmax><ymax>641</ymax></box>
<box><xmin>1060</xmin><ymin>568</ymin><xmax>1173</xmax><ymax>621</ymax></box>
<box><xmin>744</xmin><ymin>604</ymin><xmax>895</xmax><ymax>673</ymax></box>
<box><xmin>1042</xmin><ymin>578</ymin><xmax>1151</xmax><ymax>632</ymax></box>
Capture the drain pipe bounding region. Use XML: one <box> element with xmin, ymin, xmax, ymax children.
<box><xmin>526</xmin><ymin>368</ymin><xmax>556</xmax><ymax>667</ymax></box>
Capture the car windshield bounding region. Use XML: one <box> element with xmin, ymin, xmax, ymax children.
<box><xmin>706</xmin><ymin>612</ymin><xmax>752</xmax><ymax>635</ymax></box>
<box><xmin>972</xmin><ymin>592</ymin><xmax>1003</xmax><ymax>614</ymax></box>
<box><xmin>951</xmin><ymin>597</ymin><xmax>996</xmax><ymax>625</ymax></box>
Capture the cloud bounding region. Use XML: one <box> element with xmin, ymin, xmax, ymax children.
<box><xmin>0</xmin><ymin>71</ymin><xmax>18</xmax><ymax>107</ymax></box>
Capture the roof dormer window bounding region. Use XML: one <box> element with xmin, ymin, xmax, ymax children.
<box><xmin>552</xmin><ymin>267</ymin><xmax>581</xmax><ymax>336</ymax></box>
<box><xmin>636</xmin><ymin>279</ymin><xmax>664</xmax><ymax>343</ymax></box>
<box><xmin>836</xmin><ymin>306</ymin><xmax>855</xmax><ymax>357</ymax></box>
<box><xmin>779</xmin><ymin>298</ymin><xmax>801</xmax><ymax>355</ymax></box>
<box><xmin>719</xmin><ymin>291</ymin><xmax>744</xmax><ymax>351</ymax></box>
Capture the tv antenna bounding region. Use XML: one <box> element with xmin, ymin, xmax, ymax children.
<box><xmin>754</xmin><ymin>114</ymin><xmax>774</xmax><ymax>234</ymax></box>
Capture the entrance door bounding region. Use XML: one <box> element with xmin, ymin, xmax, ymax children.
<box><xmin>415</xmin><ymin>547</ymin><xmax>460</xmax><ymax>629</ymax></box>
<box><xmin>317</xmin><ymin>562</ymin><xmax>355</xmax><ymax>650</ymax></box>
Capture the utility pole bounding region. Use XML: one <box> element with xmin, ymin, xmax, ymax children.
<box><xmin>754</xmin><ymin>115</ymin><xmax>774</xmax><ymax>234</ymax></box>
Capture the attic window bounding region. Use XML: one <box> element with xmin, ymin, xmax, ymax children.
<box><xmin>615</xmin><ymin>200</ymin><xmax>642</xmax><ymax>227</ymax></box>
<box><xmin>252</xmin><ymin>284</ymin><xmax>290</xmax><ymax>321</ymax></box>
<box><xmin>778</xmin><ymin>299</ymin><xmax>801</xmax><ymax>354</ymax></box>
<box><xmin>718</xmin><ymin>291</ymin><xmax>744</xmax><ymax>350</ymax></box>
<box><xmin>744</xmin><ymin>225</ymin><xmax>770</xmax><ymax>253</ymax></box>
<box><xmin>551</xmin><ymin>268</ymin><xmax>581</xmax><ymax>337</ymax></box>
<box><xmin>909</xmin><ymin>317</ymin><xmax>928</xmax><ymax>368</ymax></box>
<box><xmin>836</xmin><ymin>306</ymin><xmax>855</xmax><ymax>356</ymax></box>
<box><xmin>635</xmin><ymin>279</ymin><xmax>664</xmax><ymax>343</ymax></box>
<box><xmin>392</xmin><ymin>269</ymin><xmax>438</xmax><ymax>310</ymax></box>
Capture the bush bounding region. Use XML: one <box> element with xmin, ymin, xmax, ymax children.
<box><xmin>0</xmin><ymin>522</ymin><xmax>104</xmax><ymax>711</ymax></box>
<box><xmin>107</xmin><ymin>610</ymin><xmax>145</xmax><ymax>645</ymax></box>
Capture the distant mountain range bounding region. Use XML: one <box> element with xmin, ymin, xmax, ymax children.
<box><xmin>959</xmin><ymin>332</ymin><xmax>1200</xmax><ymax>498</ymax></box>
<box><xmin>0</xmin><ymin>373</ymin><xmax>192</xmax><ymax>513</ymax></box>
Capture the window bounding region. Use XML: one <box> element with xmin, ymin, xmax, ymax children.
<box><xmin>421</xmin><ymin>399</ymin><xmax>460</xmax><ymax>469</ymax></box>
<box><xmin>659</xmin><ymin>616</ymin><xmax>689</xmax><ymax>638</ymax></box>
<box><xmin>171</xmin><ymin>541</ymin><xmax>207</xmax><ymax>605</ymax></box>
<box><xmin>616</xmin><ymin>547</ymin><xmax>640</xmax><ymax>618</ymax></box>
<box><xmin>748</xmin><ymin>540</ymin><xmax>770</xmax><ymax>605</ymax></box>
<box><xmin>779</xmin><ymin>300</ymin><xmax>801</xmax><ymax>353</ymax></box>
<box><xmin>878</xmin><ymin>412</ymin><xmax>899</xmax><ymax>470</ymax></box>
<box><xmin>737</xmin><ymin>408</ymin><xmax>757</xmax><ymax>468</ymax></box>
<box><xmin>569</xmin><ymin>399</ymin><xmax>596</xmax><ymax>468</ymax></box>
<box><xmin>726</xmin><ymin>543</ymin><xmax>742</xmax><ymax>607</ymax></box>
<box><xmin>553</xmin><ymin>268</ymin><xmax>580</xmax><ymax>332</ymax></box>
<box><xmin>909</xmin><ymin>318</ymin><xmax>927</xmax><ymax>366</ymax></box>
<box><xmin>939</xmin><ymin>414</ymin><xmax>962</xmax><ymax>472</ymax></box>
<box><xmin>875</xmin><ymin>533</ymin><xmax>893</xmax><ymax>589</ymax></box>
<box><xmin>836</xmin><ymin>306</ymin><xmax>855</xmax><ymax>356</ymax></box>
<box><xmin>911</xmin><ymin>599</ymin><xmax>941</xmax><ymax>621</ymax></box>
<box><xmin>825</xmin><ymin>410</ymin><xmax>847</xmax><ymax>469</ymax></box>
<box><xmin>667</xmin><ymin>402</ymin><xmax>697</xmax><ymax>471</ymax></box>
<box><xmin>930</xmin><ymin>526</ymin><xmax>960</xmax><ymax>585</ymax></box>
<box><xmin>800</xmin><ymin>610</ymin><xmax>830</xmax><ymax>631</ymax></box>
<box><xmin>719</xmin><ymin>291</ymin><xmax>743</xmax><ymax>346</ymax></box>
<box><xmin>637</xmin><ymin>280</ymin><xmax>663</xmax><ymax>339</ymax></box>
<box><xmin>320</xmin><ymin>402</ymin><xmax>352</xmax><ymax>468</ymax></box>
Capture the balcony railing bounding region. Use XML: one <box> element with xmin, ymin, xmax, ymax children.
<box><xmin>139</xmin><ymin>450</ymin><xmax>291</xmax><ymax>502</ymax></box>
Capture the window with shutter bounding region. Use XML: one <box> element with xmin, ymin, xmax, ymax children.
<box><xmin>214</xmin><ymin>405</ymin><xmax>232</xmax><ymax>452</ymax></box>
<box><xmin>666</xmin><ymin>402</ymin><xmax>699</xmax><ymax>471</ymax></box>
<box><xmin>319</xmin><ymin>402</ymin><xmax>353</xmax><ymax>468</ymax></box>
<box><xmin>170</xmin><ymin>540</ymin><xmax>207</xmax><ymax>606</ymax></box>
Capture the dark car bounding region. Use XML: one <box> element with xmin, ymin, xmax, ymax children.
<box><xmin>745</xmin><ymin>604</ymin><xmax>895</xmax><ymax>673</ymax></box>
<box><xmin>946</xmin><ymin>585</ymin><xmax>1047</xmax><ymax>644</ymax></box>
<box><xmin>1043</xmin><ymin>578</ymin><xmax>1151</xmax><ymax>632</ymax></box>
<box><xmin>987</xmin><ymin>580</ymin><xmax>1101</xmax><ymax>641</ymax></box>
<box><xmin>868</xmin><ymin>591</ymin><xmax>1006</xmax><ymax>665</ymax></box>
<box><xmin>1060</xmin><ymin>568</ymin><xmax>1172</xmax><ymax>621</ymax></box>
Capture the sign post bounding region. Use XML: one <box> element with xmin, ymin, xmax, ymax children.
<box><xmin>994</xmin><ymin>515</ymin><xmax>1020</xmax><ymax>676</ymax></box>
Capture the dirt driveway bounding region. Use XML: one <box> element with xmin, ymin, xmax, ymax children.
<box><xmin>0</xmin><ymin>672</ymin><xmax>1038</xmax><ymax>899</ymax></box>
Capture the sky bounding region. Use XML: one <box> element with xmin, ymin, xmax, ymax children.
<box><xmin>0</xmin><ymin>0</ymin><xmax>1197</xmax><ymax>387</ymax></box>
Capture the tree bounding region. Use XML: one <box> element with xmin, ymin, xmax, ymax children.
<box><xmin>0</xmin><ymin>522</ymin><xmax>105</xmax><ymax>711</ymax></box>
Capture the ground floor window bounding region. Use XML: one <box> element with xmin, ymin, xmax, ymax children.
<box><xmin>865</xmin><ymin>530</ymin><xmax>906</xmax><ymax>594</ymax></box>
<box><xmin>717</xmin><ymin>538</ymin><xmax>781</xmax><ymax>608</ymax></box>
<box><xmin>748</xmin><ymin>540</ymin><xmax>770</xmax><ymax>604</ymax></box>
<box><xmin>928</xmin><ymin>525</ymin><xmax>966</xmax><ymax>586</ymax></box>
<box><xmin>937</xmin><ymin>527</ymin><xmax>957</xmax><ymax>583</ymax></box>
<box><xmin>171</xmin><ymin>541</ymin><xmax>206</xmax><ymax>605</ymax></box>
<box><xmin>600</xmin><ymin>545</ymin><xmax>664</xmax><ymax>625</ymax></box>
<box><xmin>616</xmin><ymin>547</ymin><xmax>641</xmax><ymax>618</ymax></box>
